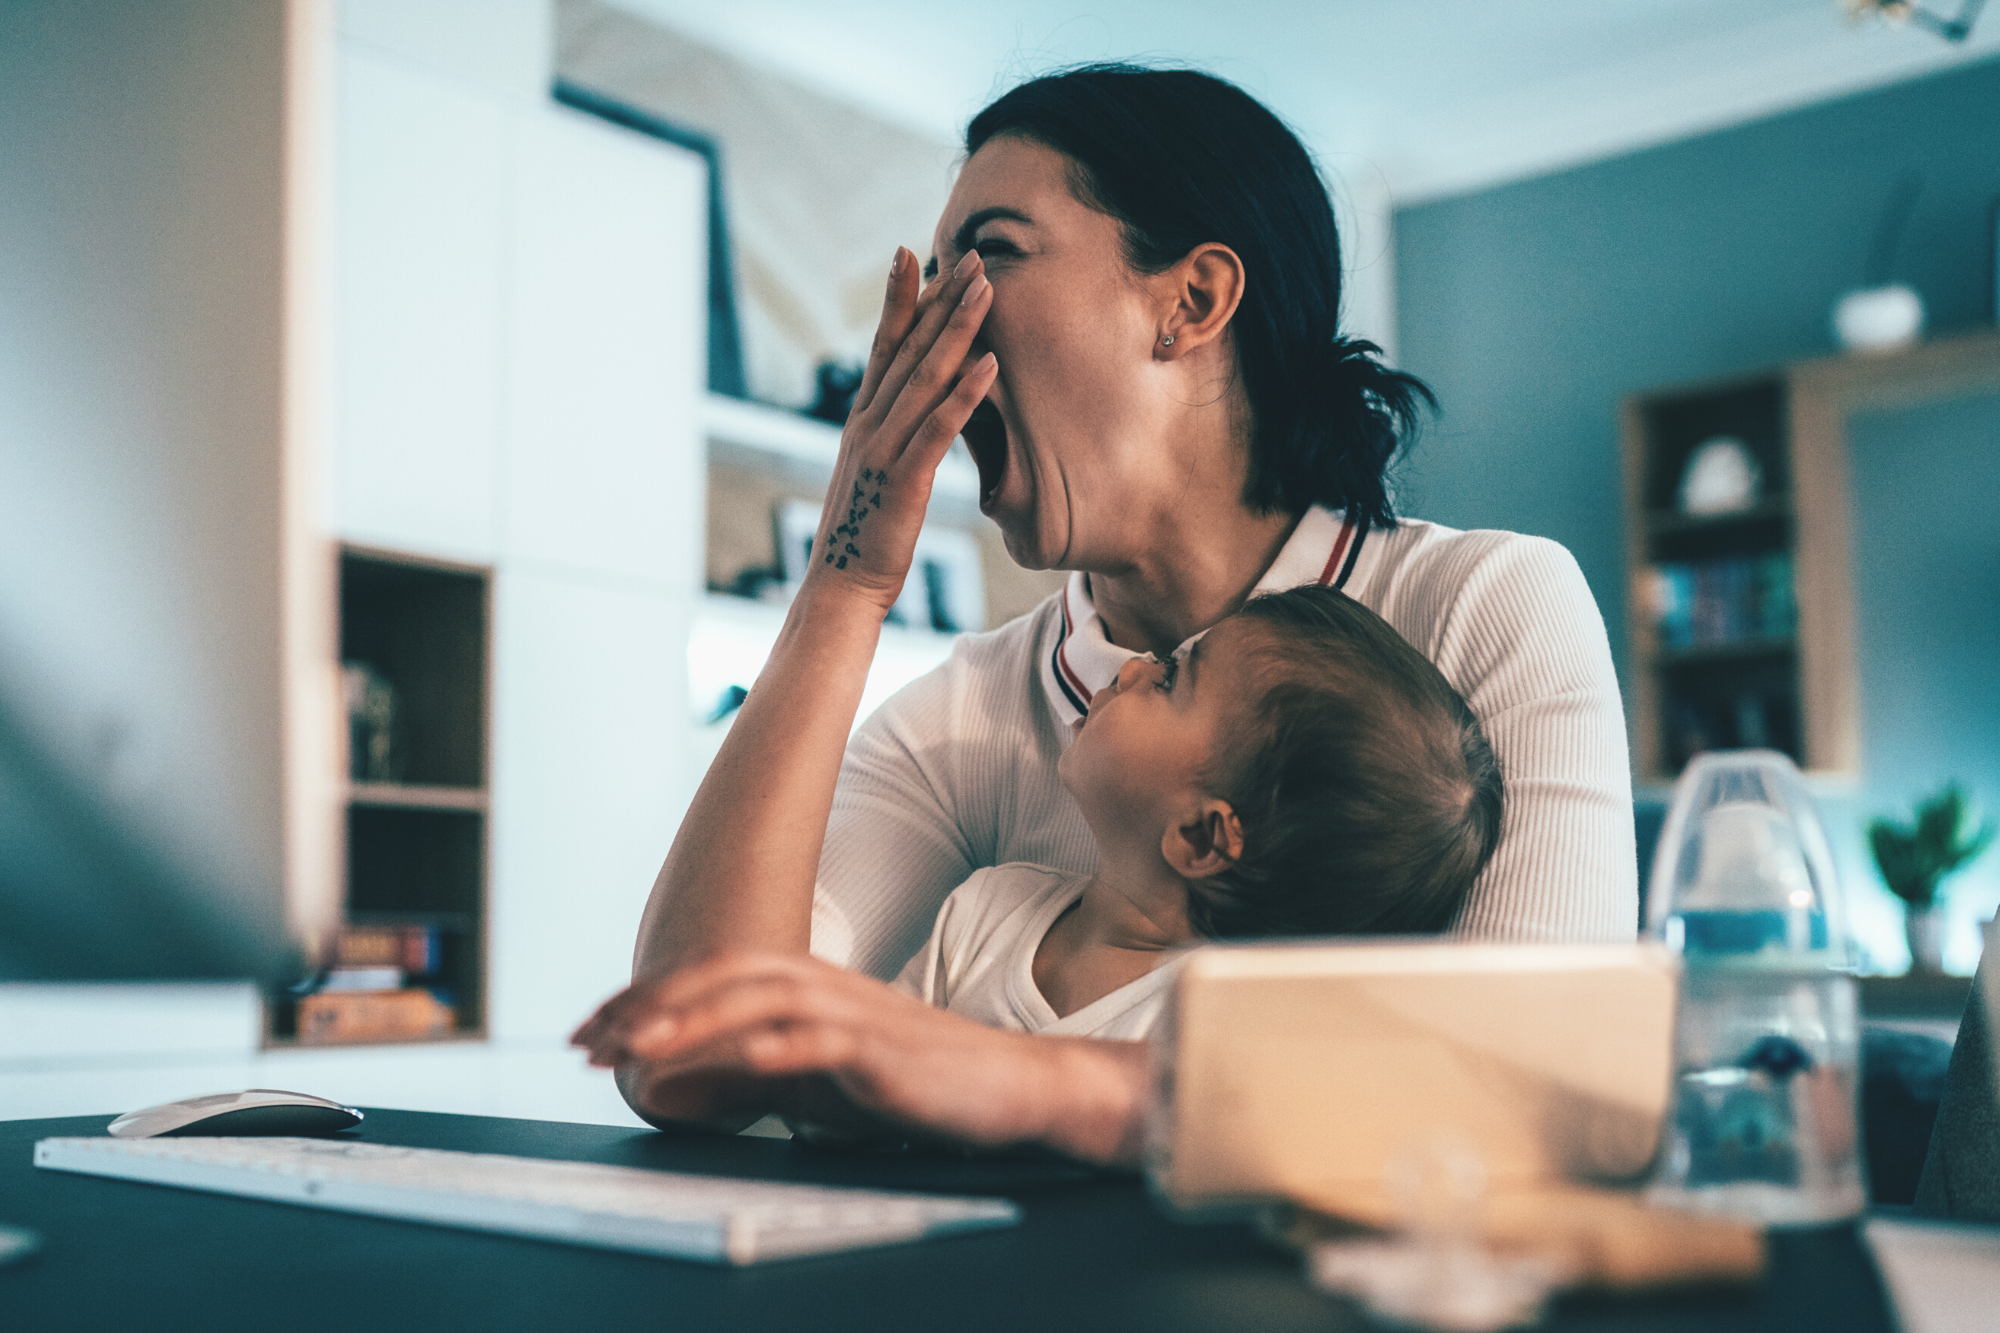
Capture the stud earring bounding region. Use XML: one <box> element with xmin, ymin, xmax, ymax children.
<box><xmin>1161</xmin><ymin>334</ymin><xmax>1176</xmax><ymax>346</ymax></box>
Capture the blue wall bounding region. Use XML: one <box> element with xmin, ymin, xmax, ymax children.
<box><xmin>1394</xmin><ymin>56</ymin><xmax>2000</xmax><ymax>967</ymax></box>
<box><xmin>1843</xmin><ymin>390</ymin><xmax>2000</xmax><ymax>969</ymax></box>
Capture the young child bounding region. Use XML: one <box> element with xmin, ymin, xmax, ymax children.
<box><xmin>890</xmin><ymin>582</ymin><xmax>1503</xmax><ymax>1039</ymax></box>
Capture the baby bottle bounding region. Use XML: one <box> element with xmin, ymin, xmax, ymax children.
<box><xmin>1645</xmin><ymin>750</ymin><xmax>1865</xmax><ymax>1224</ymax></box>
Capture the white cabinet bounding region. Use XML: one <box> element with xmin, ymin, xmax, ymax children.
<box><xmin>334</xmin><ymin>48</ymin><xmax>508</xmax><ymax>562</ymax></box>
<box><xmin>4</xmin><ymin>2</ymin><xmax>705</xmax><ymax>1125</ymax></box>
<box><xmin>331</xmin><ymin>34</ymin><xmax>704</xmax><ymax>1089</ymax></box>
<box><xmin>489</xmin><ymin>571</ymin><xmax>691</xmax><ymax>1041</ymax></box>
<box><xmin>503</xmin><ymin>108</ymin><xmax>705</xmax><ymax>585</ymax></box>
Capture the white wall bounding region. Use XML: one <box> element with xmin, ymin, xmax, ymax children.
<box><xmin>2</xmin><ymin>0</ymin><xmax>704</xmax><ymax>1127</ymax></box>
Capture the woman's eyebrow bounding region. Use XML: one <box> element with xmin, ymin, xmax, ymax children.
<box><xmin>924</xmin><ymin>206</ymin><xmax>1035</xmax><ymax>280</ymax></box>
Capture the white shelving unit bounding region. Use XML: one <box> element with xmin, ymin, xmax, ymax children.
<box><xmin>701</xmin><ymin>392</ymin><xmax>985</xmax><ymax>504</ymax></box>
<box><xmin>686</xmin><ymin>590</ymin><xmax>958</xmax><ymax>779</ymax></box>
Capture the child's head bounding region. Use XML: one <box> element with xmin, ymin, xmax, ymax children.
<box><xmin>1058</xmin><ymin>584</ymin><xmax>1502</xmax><ymax>939</ymax></box>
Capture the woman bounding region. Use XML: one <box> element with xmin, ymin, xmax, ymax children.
<box><xmin>574</xmin><ymin>66</ymin><xmax>1635</xmax><ymax>1161</ymax></box>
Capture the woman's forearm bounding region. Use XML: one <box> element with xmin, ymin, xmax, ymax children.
<box><xmin>628</xmin><ymin>248</ymin><xmax>997</xmax><ymax>983</ymax></box>
<box><xmin>1024</xmin><ymin>1037</ymin><xmax>1154</xmax><ymax>1165</ymax></box>
<box><xmin>578</xmin><ymin>952</ymin><xmax>1156</xmax><ymax>1166</ymax></box>
<box><xmin>634</xmin><ymin>582</ymin><xmax>884</xmax><ymax>977</ymax></box>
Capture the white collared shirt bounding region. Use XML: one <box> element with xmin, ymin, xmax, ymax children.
<box><xmin>811</xmin><ymin>507</ymin><xmax>1637</xmax><ymax>982</ymax></box>
<box><xmin>1039</xmin><ymin>506</ymin><xmax>1365</xmax><ymax>726</ymax></box>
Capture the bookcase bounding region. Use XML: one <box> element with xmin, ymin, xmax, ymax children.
<box><xmin>1623</xmin><ymin>327</ymin><xmax>2000</xmax><ymax>785</ymax></box>
<box><xmin>266</xmin><ymin>547</ymin><xmax>491</xmax><ymax>1046</ymax></box>
<box><xmin>1622</xmin><ymin>375</ymin><xmax>1824</xmax><ymax>782</ymax></box>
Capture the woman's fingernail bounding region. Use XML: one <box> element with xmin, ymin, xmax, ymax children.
<box><xmin>890</xmin><ymin>247</ymin><xmax>906</xmax><ymax>280</ymax></box>
<box><xmin>954</xmin><ymin>250</ymin><xmax>979</xmax><ymax>279</ymax></box>
<box><xmin>961</xmin><ymin>274</ymin><xmax>989</xmax><ymax>307</ymax></box>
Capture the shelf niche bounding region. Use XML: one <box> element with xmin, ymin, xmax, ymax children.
<box><xmin>1624</xmin><ymin>328</ymin><xmax>2000</xmax><ymax>785</ymax></box>
<box><xmin>266</xmin><ymin>548</ymin><xmax>491</xmax><ymax>1047</ymax></box>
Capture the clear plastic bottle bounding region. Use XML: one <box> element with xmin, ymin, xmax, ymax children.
<box><xmin>1645</xmin><ymin>750</ymin><xmax>1865</xmax><ymax>1224</ymax></box>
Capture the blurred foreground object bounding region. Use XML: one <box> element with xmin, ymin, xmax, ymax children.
<box><xmin>1914</xmin><ymin>923</ymin><xmax>2000</xmax><ymax>1220</ymax></box>
<box><xmin>0</xmin><ymin>0</ymin><xmax>341</xmax><ymax>981</ymax></box>
<box><xmin>1647</xmin><ymin>751</ymin><xmax>1865</xmax><ymax>1223</ymax></box>
<box><xmin>1150</xmin><ymin>941</ymin><xmax>1761</xmax><ymax>1306</ymax></box>
<box><xmin>1842</xmin><ymin>0</ymin><xmax>1988</xmax><ymax>43</ymax></box>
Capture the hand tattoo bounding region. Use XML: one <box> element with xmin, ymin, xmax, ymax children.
<box><xmin>824</xmin><ymin>467</ymin><xmax>886</xmax><ymax>570</ymax></box>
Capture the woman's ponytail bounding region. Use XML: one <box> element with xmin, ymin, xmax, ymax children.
<box><xmin>1253</xmin><ymin>335</ymin><xmax>1435</xmax><ymax>530</ymax></box>
<box><xmin>969</xmin><ymin>66</ymin><xmax>1436</xmax><ymax>529</ymax></box>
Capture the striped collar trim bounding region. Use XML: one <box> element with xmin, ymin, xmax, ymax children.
<box><xmin>1039</xmin><ymin>506</ymin><xmax>1368</xmax><ymax>727</ymax></box>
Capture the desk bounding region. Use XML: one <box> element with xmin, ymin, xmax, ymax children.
<box><xmin>1</xmin><ymin>1110</ymin><xmax>1892</xmax><ymax>1333</ymax></box>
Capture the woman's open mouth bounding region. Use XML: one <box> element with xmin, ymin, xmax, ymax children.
<box><xmin>960</xmin><ymin>400</ymin><xmax>1008</xmax><ymax>511</ymax></box>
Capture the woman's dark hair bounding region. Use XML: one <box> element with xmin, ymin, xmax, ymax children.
<box><xmin>1187</xmin><ymin>584</ymin><xmax>1502</xmax><ymax>938</ymax></box>
<box><xmin>967</xmin><ymin>65</ymin><xmax>1433</xmax><ymax>530</ymax></box>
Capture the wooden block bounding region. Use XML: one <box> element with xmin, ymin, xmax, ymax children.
<box><xmin>1149</xmin><ymin>942</ymin><xmax>1679</xmax><ymax>1211</ymax></box>
<box><xmin>1280</xmin><ymin>1183</ymin><xmax>1765</xmax><ymax>1291</ymax></box>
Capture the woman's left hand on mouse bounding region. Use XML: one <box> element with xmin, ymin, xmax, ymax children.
<box><xmin>804</xmin><ymin>246</ymin><xmax>996</xmax><ymax>619</ymax></box>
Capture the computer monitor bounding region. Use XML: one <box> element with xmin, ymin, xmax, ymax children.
<box><xmin>0</xmin><ymin>0</ymin><xmax>340</xmax><ymax>981</ymax></box>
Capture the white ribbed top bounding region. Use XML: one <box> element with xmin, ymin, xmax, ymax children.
<box><xmin>810</xmin><ymin>515</ymin><xmax>1638</xmax><ymax>981</ymax></box>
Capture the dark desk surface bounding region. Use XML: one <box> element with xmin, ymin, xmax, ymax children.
<box><xmin>1</xmin><ymin>1110</ymin><xmax>1892</xmax><ymax>1333</ymax></box>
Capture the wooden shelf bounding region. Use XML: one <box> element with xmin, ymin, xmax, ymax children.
<box><xmin>347</xmin><ymin>782</ymin><xmax>487</xmax><ymax>811</ymax></box>
<box><xmin>1643</xmin><ymin>499</ymin><xmax>1791</xmax><ymax>537</ymax></box>
<box><xmin>1622</xmin><ymin>372</ymin><xmax>1816</xmax><ymax>781</ymax></box>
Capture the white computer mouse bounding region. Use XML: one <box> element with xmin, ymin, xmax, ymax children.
<box><xmin>107</xmin><ymin>1089</ymin><xmax>364</xmax><ymax>1139</ymax></box>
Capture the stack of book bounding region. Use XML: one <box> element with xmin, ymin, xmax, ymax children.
<box><xmin>1644</xmin><ymin>554</ymin><xmax>1795</xmax><ymax>649</ymax></box>
<box><xmin>295</xmin><ymin>924</ymin><xmax>455</xmax><ymax>1045</ymax></box>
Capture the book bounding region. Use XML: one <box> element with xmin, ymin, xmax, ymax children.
<box><xmin>297</xmin><ymin>989</ymin><xmax>454</xmax><ymax>1045</ymax></box>
<box><xmin>333</xmin><ymin>924</ymin><xmax>442</xmax><ymax>976</ymax></box>
<box><xmin>320</xmin><ymin>966</ymin><xmax>403</xmax><ymax>992</ymax></box>
<box><xmin>1646</xmin><ymin>553</ymin><xmax>1794</xmax><ymax>648</ymax></box>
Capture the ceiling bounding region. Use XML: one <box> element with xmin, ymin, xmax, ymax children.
<box><xmin>601</xmin><ymin>0</ymin><xmax>2000</xmax><ymax>204</ymax></box>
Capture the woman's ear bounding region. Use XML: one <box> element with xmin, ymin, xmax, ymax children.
<box><xmin>1162</xmin><ymin>798</ymin><xmax>1245</xmax><ymax>879</ymax></box>
<box><xmin>1155</xmin><ymin>243</ymin><xmax>1245</xmax><ymax>360</ymax></box>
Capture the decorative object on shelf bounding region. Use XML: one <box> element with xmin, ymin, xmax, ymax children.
<box><xmin>902</xmin><ymin>526</ymin><xmax>987</xmax><ymax>633</ymax></box>
<box><xmin>806</xmin><ymin>361</ymin><xmax>864</xmax><ymax>424</ymax></box>
<box><xmin>705</xmin><ymin>684</ymin><xmax>749</xmax><ymax>725</ymax></box>
<box><xmin>776</xmin><ymin>498</ymin><xmax>822</xmax><ymax>588</ymax></box>
<box><xmin>774</xmin><ymin>498</ymin><xmax>986</xmax><ymax>633</ymax></box>
<box><xmin>1833</xmin><ymin>173</ymin><xmax>1926</xmax><ymax>353</ymax></box>
<box><xmin>1867</xmin><ymin>783</ymin><xmax>1994</xmax><ymax>974</ymax></box>
<box><xmin>1842</xmin><ymin>0</ymin><xmax>1988</xmax><ymax>43</ymax></box>
<box><xmin>1834</xmin><ymin>285</ymin><xmax>1925</xmax><ymax>352</ymax></box>
<box><xmin>1677</xmin><ymin>435</ymin><xmax>1763</xmax><ymax>515</ymax></box>
<box><xmin>342</xmin><ymin>661</ymin><xmax>400</xmax><ymax>782</ymax></box>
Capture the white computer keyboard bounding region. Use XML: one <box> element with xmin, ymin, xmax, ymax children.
<box><xmin>34</xmin><ymin>1136</ymin><xmax>1019</xmax><ymax>1265</ymax></box>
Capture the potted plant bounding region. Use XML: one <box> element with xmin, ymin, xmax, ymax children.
<box><xmin>1867</xmin><ymin>784</ymin><xmax>1993</xmax><ymax>974</ymax></box>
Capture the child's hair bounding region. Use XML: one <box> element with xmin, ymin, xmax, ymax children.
<box><xmin>1187</xmin><ymin>584</ymin><xmax>1502</xmax><ymax>939</ymax></box>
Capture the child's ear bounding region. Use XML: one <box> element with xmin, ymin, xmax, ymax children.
<box><xmin>1162</xmin><ymin>798</ymin><xmax>1245</xmax><ymax>879</ymax></box>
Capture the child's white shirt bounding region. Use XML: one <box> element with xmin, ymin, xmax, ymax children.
<box><xmin>890</xmin><ymin>863</ymin><xmax>1182</xmax><ymax>1040</ymax></box>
